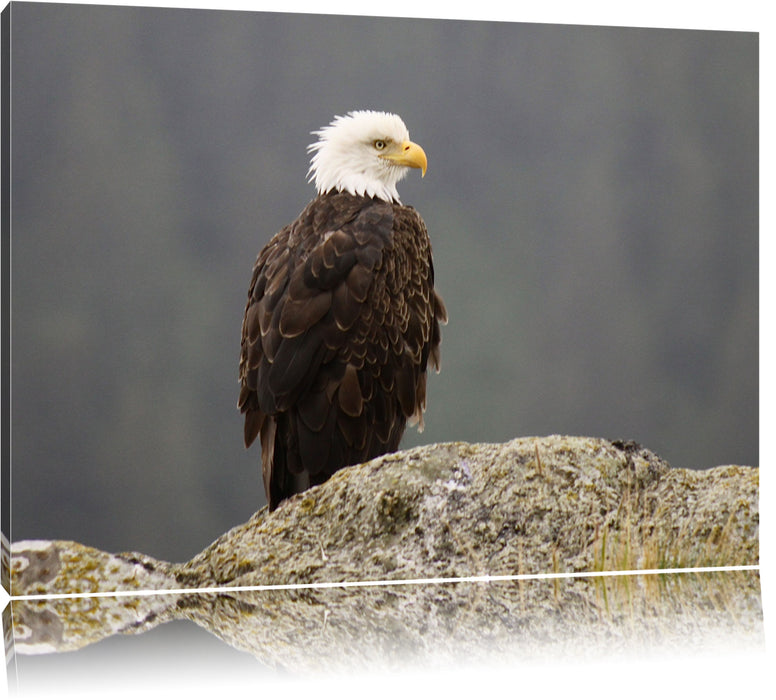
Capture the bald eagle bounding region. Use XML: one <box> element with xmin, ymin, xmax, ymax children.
<box><xmin>238</xmin><ymin>110</ymin><xmax>446</xmax><ymax>511</ymax></box>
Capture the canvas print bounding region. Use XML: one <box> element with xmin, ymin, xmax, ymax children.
<box><xmin>0</xmin><ymin>0</ymin><xmax>761</xmax><ymax>690</ymax></box>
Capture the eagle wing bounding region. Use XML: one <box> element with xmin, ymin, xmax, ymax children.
<box><xmin>238</xmin><ymin>193</ymin><xmax>445</xmax><ymax>509</ymax></box>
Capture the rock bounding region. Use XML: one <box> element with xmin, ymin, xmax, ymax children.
<box><xmin>8</xmin><ymin>436</ymin><xmax>761</xmax><ymax>669</ymax></box>
<box><xmin>175</xmin><ymin>436</ymin><xmax>758</xmax><ymax>587</ymax></box>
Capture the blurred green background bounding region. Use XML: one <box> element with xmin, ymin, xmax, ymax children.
<box><xmin>9</xmin><ymin>3</ymin><xmax>757</xmax><ymax>562</ymax></box>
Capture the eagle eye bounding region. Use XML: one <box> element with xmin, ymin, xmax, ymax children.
<box><xmin>373</xmin><ymin>139</ymin><xmax>388</xmax><ymax>151</ymax></box>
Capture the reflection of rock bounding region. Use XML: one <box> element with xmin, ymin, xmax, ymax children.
<box><xmin>10</xmin><ymin>606</ymin><xmax>63</xmax><ymax>655</ymax></box>
<box><xmin>9</xmin><ymin>436</ymin><xmax>761</xmax><ymax>666</ymax></box>
<box><xmin>11</xmin><ymin>593</ymin><xmax>181</xmax><ymax>655</ymax></box>
<box><xmin>184</xmin><ymin>572</ymin><xmax>763</xmax><ymax>670</ymax></box>
<box><xmin>10</xmin><ymin>571</ymin><xmax>764</xmax><ymax>670</ymax></box>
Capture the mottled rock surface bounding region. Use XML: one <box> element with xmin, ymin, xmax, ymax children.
<box><xmin>175</xmin><ymin>435</ymin><xmax>758</xmax><ymax>588</ymax></box>
<box><xmin>8</xmin><ymin>436</ymin><xmax>761</xmax><ymax>669</ymax></box>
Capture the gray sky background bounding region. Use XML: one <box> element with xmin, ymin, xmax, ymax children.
<box><xmin>8</xmin><ymin>2</ymin><xmax>758</xmax><ymax>564</ymax></box>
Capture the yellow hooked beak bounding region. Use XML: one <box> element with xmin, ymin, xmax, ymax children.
<box><xmin>380</xmin><ymin>140</ymin><xmax>428</xmax><ymax>177</ymax></box>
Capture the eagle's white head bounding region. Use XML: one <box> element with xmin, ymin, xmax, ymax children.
<box><xmin>307</xmin><ymin>110</ymin><xmax>427</xmax><ymax>203</ymax></box>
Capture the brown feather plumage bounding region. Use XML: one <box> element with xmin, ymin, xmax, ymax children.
<box><xmin>238</xmin><ymin>190</ymin><xmax>444</xmax><ymax>510</ymax></box>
